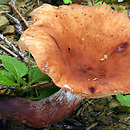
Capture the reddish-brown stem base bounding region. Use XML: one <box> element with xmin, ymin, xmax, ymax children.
<box><xmin>0</xmin><ymin>89</ymin><xmax>83</xmax><ymax>128</ymax></box>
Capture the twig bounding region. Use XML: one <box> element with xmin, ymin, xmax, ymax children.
<box><xmin>86</xmin><ymin>122</ymin><xmax>98</xmax><ymax>130</ymax></box>
<box><xmin>0</xmin><ymin>44</ymin><xmax>17</xmax><ymax>57</ymax></box>
<box><xmin>0</xmin><ymin>64</ymin><xmax>3</xmax><ymax>67</ymax></box>
<box><xmin>126</xmin><ymin>7</ymin><xmax>129</xmax><ymax>18</ymax></box>
<box><xmin>25</xmin><ymin>1</ymin><xmax>33</xmax><ymax>7</ymax></box>
<box><xmin>90</xmin><ymin>0</ymin><xmax>95</xmax><ymax>6</ymax></box>
<box><xmin>14</xmin><ymin>23</ymin><xmax>23</xmax><ymax>34</ymax></box>
<box><xmin>30</xmin><ymin>81</ymin><xmax>53</xmax><ymax>88</ymax></box>
<box><xmin>102</xmin><ymin>0</ymin><xmax>105</xmax><ymax>4</ymax></box>
<box><xmin>5</xmin><ymin>13</ymin><xmax>20</xmax><ymax>24</ymax></box>
<box><xmin>8</xmin><ymin>2</ymin><xmax>29</xmax><ymax>27</ymax></box>
<box><xmin>24</xmin><ymin>4</ymin><xmax>36</xmax><ymax>16</ymax></box>
<box><xmin>5</xmin><ymin>13</ymin><xmax>23</xmax><ymax>34</ymax></box>
<box><xmin>37</xmin><ymin>0</ymin><xmax>40</xmax><ymax>6</ymax></box>
<box><xmin>0</xmin><ymin>85</ymin><xmax>15</xmax><ymax>90</ymax></box>
<box><xmin>0</xmin><ymin>11</ymin><xmax>10</xmax><ymax>14</ymax></box>
<box><xmin>10</xmin><ymin>0</ymin><xmax>15</xmax><ymax>6</ymax></box>
<box><xmin>0</xmin><ymin>34</ymin><xmax>24</xmax><ymax>58</ymax></box>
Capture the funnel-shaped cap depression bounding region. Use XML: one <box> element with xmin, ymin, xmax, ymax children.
<box><xmin>19</xmin><ymin>4</ymin><xmax>130</xmax><ymax>98</ymax></box>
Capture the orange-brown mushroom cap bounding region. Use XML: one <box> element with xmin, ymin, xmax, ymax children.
<box><xmin>19</xmin><ymin>4</ymin><xmax>130</xmax><ymax>98</ymax></box>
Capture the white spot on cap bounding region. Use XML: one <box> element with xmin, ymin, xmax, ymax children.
<box><xmin>101</xmin><ymin>54</ymin><xmax>107</xmax><ymax>61</ymax></box>
<box><xmin>63</xmin><ymin>84</ymin><xmax>71</xmax><ymax>90</ymax></box>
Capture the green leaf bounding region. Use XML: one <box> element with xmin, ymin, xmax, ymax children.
<box><xmin>17</xmin><ymin>77</ymin><xmax>27</xmax><ymax>85</ymax></box>
<box><xmin>116</xmin><ymin>94</ymin><xmax>130</xmax><ymax>107</ymax></box>
<box><xmin>31</xmin><ymin>65</ymin><xmax>37</xmax><ymax>68</ymax></box>
<box><xmin>26</xmin><ymin>87</ymin><xmax>35</xmax><ymax>98</ymax></box>
<box><xmin>26</xmin><ymin>85</ymin><xmax>59</xmax><ymax>100</ymax></box>
<box><xmin>37</xmin><ymin>86</ymin><xmax>59</xmax><ymax>100</ymax></box>
<box><xmin>63</xmin><ymin>0</ymin><xmax>72</xmax><ymax>4</ymax></box>
<box><xmin>15</xmin><ymin>86</ymin><xmax>24</xmax><ymax>96</ymax></box>
<box><xmin>0</xmin><ymin>70</ymin><xmax>20</xmax><ymax>86</ymax></box>
<box><xmin>117</xmin><ymin>0</ymin><xmax>124</xmax><ymax>2</ymax></box>
<box><xmin>43</xmin><ymin>129</ymin><xmax>49</xmax><ymax>130</ymax></box>
<box><xmin>89</xmin><ymin>1</ymin><xmax>112</xmax><ymax>7</ymax></box>
<box><xmin>28</xmin><ymin>67</ymin><xmax>51</xmax><ymax>86</ymax></box>
<box><xmin>0</xmin><ymin>55</ymin><xmax>28</xmax><ymax>79</ymax></box>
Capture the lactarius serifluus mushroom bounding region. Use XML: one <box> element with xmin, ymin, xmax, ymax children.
<box><xmin>0</xmin><ymin>4</ymin><xmax>130</xmax><ymax>128</ymax></box>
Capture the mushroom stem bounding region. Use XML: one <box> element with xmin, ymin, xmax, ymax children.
<box><xmin>0</xmin><ymin>89</ymin><xmax>84</xmax><ymax>128</ymax></box>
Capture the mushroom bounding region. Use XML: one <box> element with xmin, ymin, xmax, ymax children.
<box><xmin>0</xmin><ymin>4</ymin><xmax>130</xmax><ymax>128</ymax></box>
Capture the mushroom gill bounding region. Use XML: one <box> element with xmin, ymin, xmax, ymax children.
<box><xmin>0</xmin><ymin>4</ymin><xmax>130</xmax><ymax>128</ymax></box>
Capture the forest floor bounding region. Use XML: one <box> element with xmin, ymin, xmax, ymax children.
<box><xmin>0</xmin><ymin>0</ymin><xmax>130</xmax><ymax>130</ymax></box>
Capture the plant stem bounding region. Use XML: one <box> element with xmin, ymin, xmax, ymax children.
<box><xmin>28</xmin><ymin>52</ymin><xmax>31</xmax><ymax>72</ymax></box>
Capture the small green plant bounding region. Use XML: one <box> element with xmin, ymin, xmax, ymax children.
<box><xmin>116</xmin><ymin>94</ymin><xmax>130</xmax><ymax>107</ymax></box>
<box><xmin>89</xmin><ymin>1</ymin><xmax>112</xmax><ymax>7</ymax></box>
<box><xmin>0</xmin><ymin>55</ymin><xmax>58</xmax><ymax>99</ymax></box>
<box><xmin>63</xmin><ymin>0</ymin><xmax>72</xmax><ymax>4</ymax></box>
<box><xmin>0</xmin><ymin>55</ymin><xmax>28</xmax><ymax>87</ymax></box>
